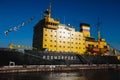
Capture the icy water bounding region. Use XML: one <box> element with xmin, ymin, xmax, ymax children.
<box><xmin>0</xmin><ymin>69</ymin><xmax>120</xmax><ymax>80</ymax></box>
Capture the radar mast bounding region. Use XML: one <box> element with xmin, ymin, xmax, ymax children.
<box><xmin>97</xmin><ymin>17</ymin><xmax>101</xmax><ymax>41</ymax></box>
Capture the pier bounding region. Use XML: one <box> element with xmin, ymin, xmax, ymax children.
<box><xmin>0</xmin><ymin>64</ymin><xmax>120</xmax><ymax>73</ymax></box>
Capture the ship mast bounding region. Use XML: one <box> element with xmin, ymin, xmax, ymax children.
<box><xmin>97</xmin><ymin>17</ymin><xmax>101</xmax><ymax>41</ymax></box>
<box><xmin>49</xmin><ymin>2</ymin><xmax>52</xmax><ymax>13</ymax></box>
<box><xmin>44</xmin><ymin>2</ymin><xmax>52</xmax><ymax>18</ymax></box>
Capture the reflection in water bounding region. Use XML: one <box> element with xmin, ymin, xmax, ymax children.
<box><xmin>0</xmin><ymin>69</ymin><xmax>120</xmax><ymax>80</ymax></box>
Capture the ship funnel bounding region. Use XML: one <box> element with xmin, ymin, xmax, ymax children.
<box><xmin>80</xmin><ymin>23</ymin><xmax>90</xmax><ymax>37</ymax></box>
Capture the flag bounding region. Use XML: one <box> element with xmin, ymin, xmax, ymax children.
<box><xmin>8</xmin><ymin>28</ymin><xmax>12</xmax><ymax>32</ymax></box>
<box><xmin>21</xmin><ymin>22</ymin><xmax>25</xmax><ymax>26</ymax></box>
<box><xmin>14</xmin><ymin>27</ymin><xmax>17</xmax><ymax>31</ymax></box>
<box><xmin>17</xmin><ymin>25</ymin><xmax>21</xmax><ymax>30</ymax></box>
<box><xmin>28</xmin><ymin>17</ymin><xmax>34</xmax><ymax>23</ymax></box>
<box><xmin>4</xmin><ymin>31</ymin><xmax>8</xmax><ymax>35</ymax></box>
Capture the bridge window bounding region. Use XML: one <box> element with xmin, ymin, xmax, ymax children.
<box><xmin>104</xmin><ymin>46</ymin><xmax>107</xmax><ymax>48</ymax></box>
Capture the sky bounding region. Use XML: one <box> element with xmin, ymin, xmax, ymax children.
<box><xmin>0</xmin><ymin>0</ymin><xmax>120</xmax><ymax>51</ymax></box>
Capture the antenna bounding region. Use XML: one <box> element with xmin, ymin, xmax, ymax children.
<box><xmin>49</xmin><ymin>0</ymin><xmax>52</xmax><ymax>13</ymax></box>
<box><xmin>97</xmin><ymin>17</ymin><xmax>101</xmax><ymax>41</ymax></box>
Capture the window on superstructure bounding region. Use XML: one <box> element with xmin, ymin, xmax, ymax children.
<box><xmin>54</xmin><ymin>40</ymin><xmax>56</xmax><ymax>42</ymax></box>
<box><xmin>50</xmin><ymin>40</ymin><xmax>52</xmax><ymax>42</ymax></box>
<box><xmin>104</xmin><ymin>46</ymin><xmax>107</xmax><ymax>48</ymax></box>
<box><xmin>96</xmin><ymin>45</ymin><xmax>98</xmax><ymax>48</ymax></box>
<box><xmin>50</xmin><ymin>35</ymin><xmax>53</xmax><ymax>37</ymax></box>
<box><xmin>88</xmin><ymin>44</ymin><xmax>91</xmax><ymax>47</ymax></box>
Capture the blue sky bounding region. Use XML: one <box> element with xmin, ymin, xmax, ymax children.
<box><xmin>0</xmin><ymin>0</ymin><xmax>120</xmax><ymax>51</ymax></box>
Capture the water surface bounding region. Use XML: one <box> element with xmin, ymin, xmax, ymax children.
<box><xmin>0</xmin><ymin>69</ymin><xmax>120</xmax><ymax>80</ymax></box>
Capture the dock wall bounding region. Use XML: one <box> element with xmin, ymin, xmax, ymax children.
<box><xmin>0</xmin><ymin>64</ymin><xmax>120</xmax><ymax>73</ymax></box>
